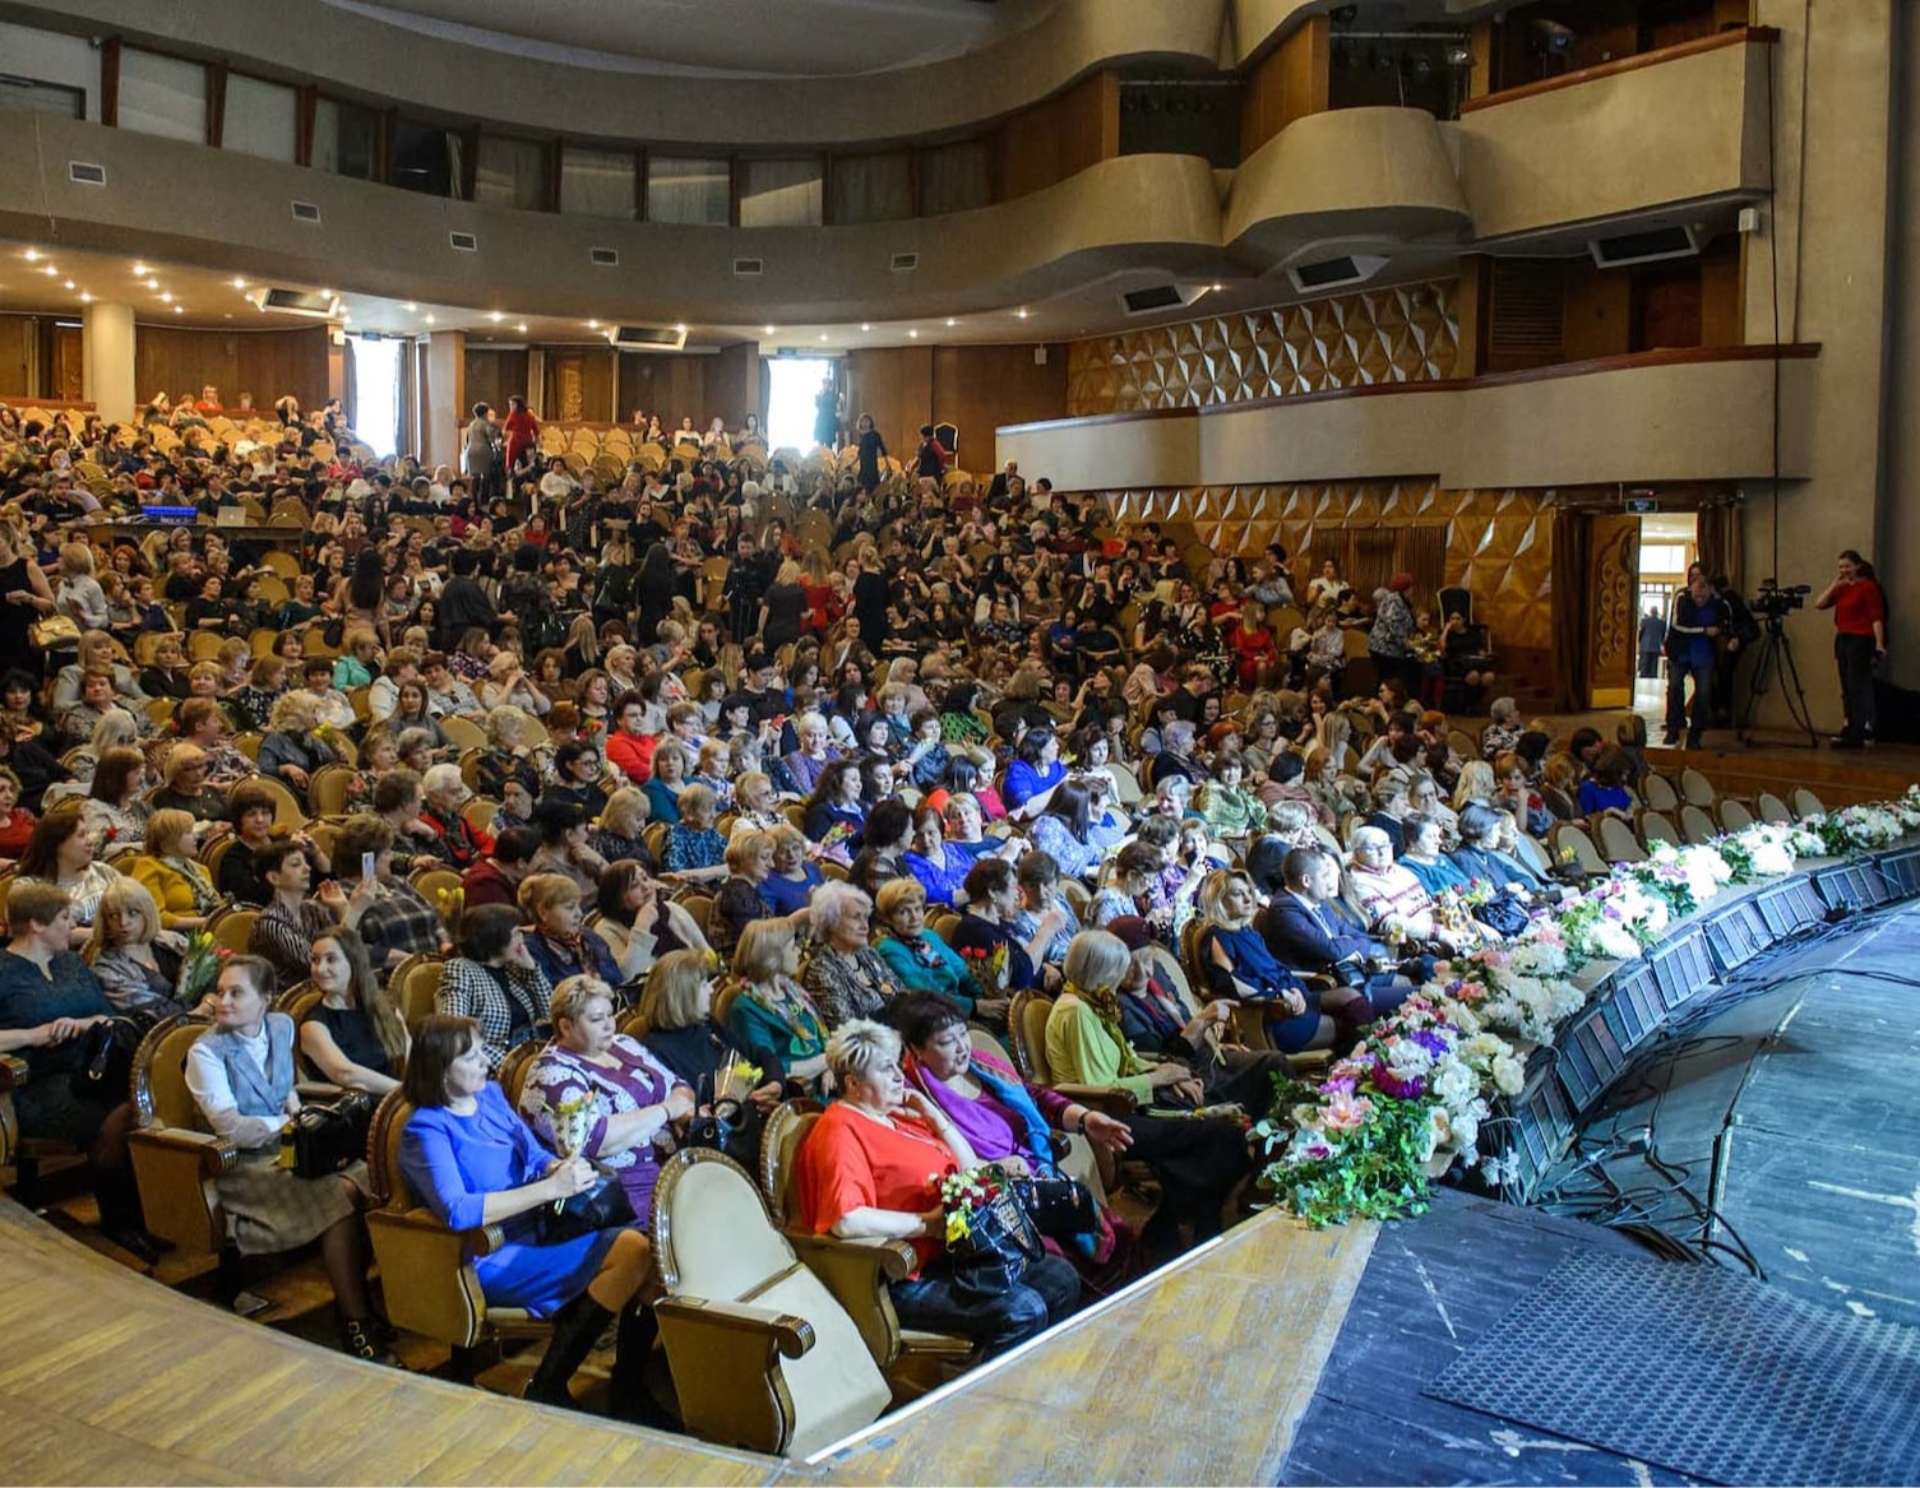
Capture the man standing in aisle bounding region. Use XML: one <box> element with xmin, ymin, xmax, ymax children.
<box><xmin>1662</xmin><ymin>566</ymin><xmax>1721</xmax><ymax>749</ymax></box>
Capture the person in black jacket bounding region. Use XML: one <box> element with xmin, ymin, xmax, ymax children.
<box><xmin>1255</xmin><ymin>846</ymin><xmax>1420</xmax><ymax>1018</ymax></box>
<box><xmin>720</xmin><ymin>531</ymin><xmax>773</xmax><ymax>645</ymax></box>
<box><xmin>435</xmin><ymin>548</ymin><xmax>508</xmax><ymax>650</ymax></box>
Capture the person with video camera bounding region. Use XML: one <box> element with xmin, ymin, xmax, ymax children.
<box><xmin>1662</xmin><ymin>565</ymin><xmax>1722</xmax><ymax>749</ymax></box>
<box><xmin>1815</xmin><ymin>549</ymin><xmax>1888</xmax><ymax>749</ymax></box>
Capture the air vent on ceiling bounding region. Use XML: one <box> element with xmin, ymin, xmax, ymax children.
<box><xmin>606</xmin><ymin>325</ymin><xmax>689</xmax><ymax>351</ymax></box>
<box><xmin>449</xmin><ymin>231</ymin><xmax>479</xmax><ymax>253</ymax></box>
<box><xmin>732</xmin><ymin>258</ymin><xmax>764</xmax><ymax>277</ymax></box>
<box><xmin>248</xmin><ymin>286</ymin><xmax>342</xmax><ymax>320</ymax></box>
<box><xmin>589</xmin><ymin>246</ymin><xmax>619</xmax><ymax>267</ymax></box>
<box><xmin>1121</xmin><ymin>284</ymin><xmax>1186</xmax><ymax>315</ymax></box>
<box><xmin>1590</xmin><ymin>224</ymin><xmax>1700</xmax><ymax>269</ymax></box>
<box><xmin>890</xmin><ymin>252</ymin><xmax>920</xmax><ymax>272</ymax></box>
<box><xmin>68</xmin><ymin>161</ymin><xmax>106</xmax><ymax>186</ymax></box>
<box><xmin>291</xmin><ymin>200</ymin><xmax>322</xmax><ymax>224</ymax></box>
<box><xmin>1286</xmin><ymin>254</ymin><xmax>1388</xmax><ymax>293</ymax></box>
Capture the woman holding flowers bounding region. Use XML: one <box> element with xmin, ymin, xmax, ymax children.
<box><xmin>795</xmin><ymin>1017</ymin><xmax>1082</xmax><ymax>1357</ymax></box>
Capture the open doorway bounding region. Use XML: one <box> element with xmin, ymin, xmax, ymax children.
<box><xmin>1634</xmin><ymin>512</ymin><xmax>1697</xmax><ymax>726</ymax></box>
<box><xmin>347</xmin><ymin>334</ymin><xmax>403</xmax><ymax>458</ymax></box>
<box><xmin>764</xmin><ymin>356</ymin><xmax>835</xmax><ymax>453</ymax></box>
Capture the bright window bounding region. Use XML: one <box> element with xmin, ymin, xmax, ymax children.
<box><xmin>349</xmin><ymin>335</ymin><xmax>403</xmax><ymax>458</ymax></box>
<box><xmin>765</xmin><ymin>357</ymin><xmax>834</xmax><ymax>452</ymax></box>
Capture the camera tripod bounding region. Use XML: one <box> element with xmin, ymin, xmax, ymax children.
<box><xmin>1737</xmin><ymin>617</ymin><xmax>1819</xmax><ymax>748</ymax></box>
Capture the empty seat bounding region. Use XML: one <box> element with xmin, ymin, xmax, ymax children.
<box><xmin>1792</xmin><ymin>787</ymin><xmax>1827</xmax><ymax>819</ymax></box>
<box><xmin>1757</xmin><ymin>792</ymin><xmax>1794</xmax><ymax>825</ymax></box>
<box><xmin>1596</xmin><ymin>814</ymin><xmax>1647</xmax><ymax>864</ymax></box>
<box><xmin>1678</xmin><ymin>803</ymin><xmax>1719</xmax><ymax>845</ymax></box>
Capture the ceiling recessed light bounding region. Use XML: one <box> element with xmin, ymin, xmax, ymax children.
<box><xmin>232</xmin><ymin>277</ymin><xmax>247</xmax><ymax>289</ymax></box>
<box><xmin>489</xmin><ymin>311</ymin><xmax>505</xmax><ymax>323</ymax></box>
<box><xmin>516</xmin><ymin>323</ymin><xmax>527</xmax><ymax>333</ymax></box>
<box><xmin>79</xmin><ymin>293</ymin><xmax>92</xmax><ymax>304</ymax></box>
<box><xmin>159</xmin><ymin>292</ymin><xmax>173</xmax><ymax>303</ymax></box>
<box><xmin>402</xmin><ymin>302</ymin><xmax>418</xmax><ymax>312</ymax></box>
<box><xmin>860</xmin><ymin>323</ymin><xmax>872</xmax><ymax>332</ymax></box>
<box><xmin>945</xmin><ymin>317</ymin><xmax>957</xmax><ymax>327</ymax></box>
<box><xmin>424</xmin><ymin>314</ymin><xmax>436</xmax><ymax>324</ymax></box>
<box><xmin>62</xmin><ymin>280</ymin><xmax>74</xmax><ymax>290</ymax></box>
<box><xmin>674</xmin><ymin>323</ymin><xmax>686</xmax><ymax>334</ymax></box>
<box><xmin>320</xmin><ymin>288</ymin><xmax>334</xmax><ymax>298</ymax></box>
<box><xmin>763</xmin><ymin>325</ymin><xmax>776</xmax><ymax>335</ymax></box>
<box><xmin>588</xmin><ymin>319</ymin><xmax>600</xmax><ymax>329</ymax></box>
<box><xmin>908</xmin><ymin>329</ymin><xmax>919</xmax><ymax>338</ymax></box>
<box><xmin>818</xmin><ymin>333</ymin><xmax>828</xmax><ymax>342</ymax></box>
<box><xmin>146</xmin><ymin>279</ymin><xmax>159</xmax><ymax>290</ymax></box>
<box><xmin>172</xmin><ymin>305</ymin><xmax>184</xmax><ymax>315</ymax></box>
<box><xmin>41</xmin><ymin>265</ymin><xmax>57</xmax><ymax>277</ymax></box>
<box><xmin>1015</xmin><ymin>308</ymin><xmax>1031</xmax><ymax>319</ymax></box>
<box><xmin>130</xmin><ymin>261</ymin><xmax>145</xmax><ymax>273</ymax></box>
<box><xmin>22</xmin><ymin>249</ymin><xmax>39</xmax><ymax>262</ymax></box>
<box><xmin>1211</xmin><ymin>282</ymin><xmax>1223</xmax><ymax>292</ymax></box>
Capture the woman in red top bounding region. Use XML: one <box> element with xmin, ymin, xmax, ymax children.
<box><xmin>795</xmin><ymin>1019</ymin><xmax>1080</xmax><ymax>1357</ymax></box>
<box><xmin>502</xmin><ymin>395</ymin><xmax>540</xmax><ymax>482</ymax></box>
<box><xmin>0</xmin><ymin>767</ymin><xmax>36</xmax><ymax>866</ymax></box>
<box><xmin>1815</xmin><ymin>549</ymin><xmax>1889</xmax><ymax>748</ymax></box>
<box><xmin>1230</xmin><ymin>600</ymin><xmax>1280</xmax><ymax>689</ymax></box>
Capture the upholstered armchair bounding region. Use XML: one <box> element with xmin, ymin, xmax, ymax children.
<box><xmin>126</xmin><ymin>1015</ymin><xmax>239</xmax><ymax>1264</ymax></box>
<box><xmin>651</xmin><ymin>1148</ymin><xmax>890</xmax><ymax>1456</ymax></box>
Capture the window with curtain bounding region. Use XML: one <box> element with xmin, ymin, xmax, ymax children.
<box><xmin>740</xmin><ymin>157</ymin><xmax>823</xmax><ymax>227</ymax></box>
<box><xmin>117</xmin><ymin>48</ymin><xmax>205</xmax><ymax>144</ymax></box>
<box><xmin>560</xmin><ymin>146</ymin><xmax>634</xmax><ymax>218</ymax></box>
<box><xmin>474</xmin><ymin>134</ymin><xmax>550</xmax><ymax>210</ymax></box>
<box><xmin>647</xmin><ymin>156</ymin><xmax>730</xmax><ymax>225</ymax></box>
<box><xmin>0</xmin><ymin>21</ymin><xmax>98</xmax><ymax>120</ymax></box>
<box><xmin>312</xmin><ymin>96</ymin><xmax>379</xmax><ymax>179</ymax></box>
<box><xmin>918</xmin><ymin>137</ymin><xmax>989</xmax><ymax>215</ymax></box>
<box><xmin>829</xmin><ymin>152</ymin><xmax>912</xmax><ymax>224</ymax></box>
<box><xmin>223</xmin><ymin>73</ymin><xmax>296</xmax><ymax>161</ymax></box>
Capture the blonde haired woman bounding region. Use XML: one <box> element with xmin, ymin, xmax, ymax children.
<box><xmin>54</xmin><ymin>544</ymin><xmax>109</xmax><ymax>634</ymax></box>
<box><xmin>54</xmin><ymin>630</ymin><xmax>146</xmax><ymax>714</ymax></box>
<box><xmin>131</xmin><ymin>808</ymin><xmax>222</xmax><ymax>931</ymax></box>
<box><xmin>637</xmin><ymin>948</ymin><xmax>785</xmax><ymax>1127</ymax></box>
<box><xmin>1042</xmin><ymin>929</ymin><xmax>1253</xmax><ymax>1252</ymax></box>
<box><xmin>727</xmin><ymin>915</ymin><xmax>829</xmax><ymax>1085</ymax></box>
<box><xmin>259</xmin><ymin>690</ymin><xmax>338</xmax><ymax>791</ymax></box>
<box><xmin>86</xmin><ymin>875</ymin><xmax>204</xmax><ymax>1022</ymax></box>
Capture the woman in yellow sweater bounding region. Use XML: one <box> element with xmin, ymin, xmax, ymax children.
<box><xmin>1041</xmin><ymin>929</ymin><xmax>1253</xmax><ymax>1254</ymax></box>
<box><xmin>131</xmin><ymin>809</ymin><xmax>222</xmax><ymax>932</ymax></box>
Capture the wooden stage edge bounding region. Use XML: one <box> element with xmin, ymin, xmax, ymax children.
<box><xmin>0</xmin><ymin>1196</ymin><xmax>1377</xmax><ymax>1487</ymax></box>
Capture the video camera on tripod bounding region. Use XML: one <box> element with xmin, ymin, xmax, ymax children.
<box><xmin>1750</xmin><ymin>578</ymin><xmax>1812</xmax><ymax>626</ymax></box>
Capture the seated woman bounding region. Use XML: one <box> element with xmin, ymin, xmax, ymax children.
<box><xmin>802</xmin><ymin>881</ymin><xmax>908</xmax><ymax>1031</ymax></box>
<box><xmin>780</xmin><ymin>712</ymin><xmax>842</xmax><ymax>799</ymax></box>
<box><xmin>760</xmin><ymin>823</ymin><xmax>825</xmax><ymax>916</ymax></box>
<box><xmin>1042</xmin><ymin>930</ymin><xmax>1255</xmax><ymax>1251</ymax></box>
<box><xmin>436</xmin><ymin>903</ymin><xmax>554</xmax><ymax>1071</ymax></box>
<box><xmin>1002</xmin><ymin>727</ymin><xmax>1066</xmax><ymax>819</ymax></box>
<box><xmin>847</xmin><ymin>798</ymin><xmax>913</xmax><ymax>901</ymax></box>
<box><xmin>301</xmin><ymin>926</ymin><xmax>409</xmax><ymax>1096</ymax></box>
<box><xmin>589</xmin><ymin>787</ymin><xmax>651</xmax><ymax>871</ymax></box>
<box><xmin>794</xmin><ymin>1018</ymin><xmax>1081</xmax><ymax>1358</ymax></box>
<box><xmin>17</xmin><ymin>802</ymin><xmax>121</xmax><ymax>947</ymax></box>
<box><xmin>1194</xmin><ymin>752</ymin><xmax>1269</xmax><ymax>841</ymax></box>
<box><xmin>1578</xmin><ymin>745</ymin><xmax>1636</xmax><ymax>819</ymax></box>
<box><xmin>948</xmin><ymin>857</ymin><xmax>1051</xmax><ymax>1015</ymax></box>
<box><xmin>86</xmin><ymin>876</ymin><xmax>202</xmax><ymax>1024</ymax></box>
<box><xmin>802</xmin><ymin>759</ymin><xmax>867</xmax><ymax>861</ymax></box>
<box><xmin>186</xmin><ymin>955</ymin><xmax>391</xmax><ymax>1361</ymax></box>
<box><xmin>521</xmin><ymin>974</ymin><xmax>692</xmax><ymax>1230</ymax></box>
<box><xmin>1192</xmin><ymin>870</ymin><xmax>1340</xmax><ymax>1058</ymax></box>
<box><xmin>661</xmin><ymin>784</ymin><xmax>728</xmax><ymax>885</ymax></box>
<box><xmin>150</xmin><ymin>743</ymin><xmax>230</xmax><ymax>824</ymax></box>
<box><xmin>1399</xmin><ymin>812</ymin><xmax>1472</xmax><ymax>898</ymax></box>
<box><xmin>902</xmin><ymin>803</ymin><xmax>972</xmax><ymax>906</ymax></box>
<box><xmin>131</xmin><ymin>809</ymin><xmax>222</xmax><ymax>932</ymax></box>
<box><xmin>520</xmin><ymin>872</ymin><xmax>625</xmax><ymax>994</ymax></box>
<box><xmin>1404</xmin><ymin>771</ymin><xmax>1459</xmax><ymax>845</ymax></box>
<box><xmin>709</xmin><ymin>829</ymin><xmax>774</xmax><ymax>956</ymax></box>
<box><xmin>0</xmin><ymin>766</ymin><xmax>40</xmax><ymax>867</ymax></box>
<box><xmin>871</xmin><ymin>878</ymin><xmax>991</xmax><ymax>1022</ymax></box>
<box><xmin>590</xmin><ymin>860</ymin><xmax>711</xmax><ymax>986</ymax></box>
<box><xmin>896</xmin><ymin>992</ymin><xmax>1132</xmax><ymax>1262</ymax></box>
<box><xmin>641</xmin><ymin>739</ymin><xmax>688</xmax><ymax>826</ymax></box>
<box><xmin>727</xmin><ymin>916</ymin><xmax>829</xmax><ymax>1086</ymax></box>
<box><xmin>401</xmin><ymin>1014</ymin><xmax>659</xmax><ymax>1417</ymax></box>
<box><xmin>1347</xmin><ymin>825</ymin><xmax>1476</xmax><ymax>953</ymax></box>
<box><xmin>638</xmin><ymin>949</ymin><xmax>784</xmax><ymax>1149</ymax></box>
<box><xmin>0</xmin><ymin>881</ymin><xmax>153</xmax><ymax>1256</ymax></box>
<box><xmin>1026</xmin><ymin>779</ymin><xmax>1105</xmax><ymax>884</ymax></box>
<box><xmin>258</xmin><ymin>690</ymin><xmax>340</xmax><ymax>794</ymax></box>
<box><xmin>1450</xmin><ymin>803</ymin><xmax>1562</xmax><ymax>901</ymax></box>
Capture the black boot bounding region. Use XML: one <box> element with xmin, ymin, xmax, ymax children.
<box><xmin>524</xmin><ymin>1294</ymin><xmax>614</xmax><ymax>1408</ymax></box>
<box><xmin>609</xmin><ymin>1304</ymin><xmax>677</xmax><ymax>1429</ymax></box>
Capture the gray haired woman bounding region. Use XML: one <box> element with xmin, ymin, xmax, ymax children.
<box><xmin>801</xmin><ymin>881</ymin><xmax>907</xmax><ymax>1031</ymax></box>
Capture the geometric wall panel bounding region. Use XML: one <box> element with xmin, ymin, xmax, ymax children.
<box><xmin>1067</xmin><ymin>279</ymin><xmax>1463</xmax><ymax>417</ymax></box>
<box><xmin>1095</xmin><ymin>480</ymin><xmax>1554</xmax><ymax>652</ymax></box>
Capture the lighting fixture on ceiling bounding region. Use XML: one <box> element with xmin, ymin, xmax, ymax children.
<box><xmin>1015</xmin><ymin>308</ymin><xmax>1030</xmax><ymax>319</ymax></box>
<box><xmin>172</xmin><ymin>305</ymin><xmax>184</xmax><ymax>315</ymax></box>
<box><xmin>424</xmin><ymin>314</ymin><xmax>436</xmax><ymax>324</ymax></box>
<box><xmin>945</xmin><ymin>317</ymin><xmax>957</xmax><ymax>327</ymax></box>
<box><xmin>516</xmin><ymin>323</ymin><xmax>527</xmax><ymax>333</ymax></box>
<box><xmin>232</xmin><ymin>278</ymin><xmax>247</xmax><ymax>289</ymax></box>
<box><xmin>588</xmin><ymin>319</ymin><xmax>600</xmax><ymax>329</ymax></box>
<box><xmin>22</xmin><ymin>249</ymin><xmax>39</xmax><ymax>262</ymax></box>
<box><xmin>41</xmin><ymin>265</ymin><xmax>57</xmax><ymax>277</ymax></box>
<box><xmin>763</xmin><ymin>324</ymin><xmax>776</xmax><ymax>335</ymax></box>
<box><xmin>320</xmin><ymin>288</ymin><xmax>333</xmax><ymax>298</ymax></box>
<box><xmin>488</xmin><ymin>311</ymin><xmax>505</xmax><ymax>323</ymax></box>
<box><xmin>860</xmin><ymin>323</ymin><xmax>872</xmax><ymax>332</ymax></box>
<box><xmin>908</xmin><ymin>329</ymin><xmax>919</xmax><ymax>338</ymax></box>
<box><xmin>62</xmin><ymin>280</ymin><xmax>74</xmax><ymax>290</ymax></box>
<box><xmin>818</xmin><ymin>333</ymin><xmax>828</xmax><ymax>342</ymax></box>
<box><xmin>159</xmin><ymin>292</ymin><xmax>173</xmax><ymax>303</ymax></box>
<box><xmin>674</xmin><ymin>323</ymin><xmax>687</xmax><ymax>334</ymax></box>
<box><xmin>130</xmin><ymin>261</ymin><xmax>145</xmax><ymax>273</ymax></box>
<box><xmin>80</xmin><ymin>293</ymin><xmax>92</xmax><ymax>303</ymax></box>
<box><xmin>402</xmin><ymin>301</ymin><xmax>418</xmax><ymax>312</ymax></box>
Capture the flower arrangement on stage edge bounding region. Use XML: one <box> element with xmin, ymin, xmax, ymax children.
<box><xmin>1256</xmin><ymin>788</ymin><xmax>1918</xmax><ymax>1226</ymax></box>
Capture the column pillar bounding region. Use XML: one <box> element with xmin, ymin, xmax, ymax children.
<box><xmin>424</xmin><ymin>330</ymin><xmax>466</xmax><ymax>475</ymax></box>
<box><xmin>81</xmin><ymin>301</ymin><xmax>135</xmax><ymax>423</ymax></box>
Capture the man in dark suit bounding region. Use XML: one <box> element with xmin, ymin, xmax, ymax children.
<box><xmin>1256</xmin><ymin>846</ymin><xmax>1421</xmax><ymax>1015</ymax></box>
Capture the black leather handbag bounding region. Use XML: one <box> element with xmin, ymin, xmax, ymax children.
<box><xmin>283</xmin><ymin>1092</ymin><xmax>374</xmax><ymax>1179</ymax></box>
<box><xmin>946</xmin><ymin>1185</ymin><xmax>1046</xmax><ymax>1301</ymax></box>
<box><xmin>1011</xmin><ymin>1175</ymin><xmax>1099</xmax><ymax>1240</ymax></box>
<box><xmin>68</xmin><ymin>1017</ymin><xmax>142</xmax><ymax>1104</ymax></box>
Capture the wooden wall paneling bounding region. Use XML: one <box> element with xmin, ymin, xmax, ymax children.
<box><xmin>1240</xmin><ymin>16</ymin><xmax>1331</xmax><ymax>158</ymax></box>
<box><xmin>135</xmin><ymin>327</ymin><xmax>329</xmax><ymax>411</ymax></box>
<box><xmin>994</xmin><ymin>70</ymin><xmax>1118</xmax><ymax>202</ymax></box>
<box><xmin>1698</xmin><ymin>233</ymin><xmax>1745</xmax><ymax>346</ymax></box>
<box><xmin>463</xmin><ymin>347</ymin><xmax>529</xmax><ymax>421</ymax></box>
<box><xmin>845</xmin><ymin>346</ymin><xmax>933</xmax><ymax>460</ymax></box>
<box><xmin>1559</xmin><ymin>259</ymin><xmax>1631</xmax><ymax>364</ymax></box>
<box><xmin>708</xmin><ymin>343</ymin><xmax>759</xmax><ymax>428</ymax></box>
<box><xmin>235</xmin><ymin>328</ymin><xmax>328</xmax><ymax>410</ymax></box>
<box><xmin>50</xmin><ymin>325</ymin><xmax>85</xmax><ymax>403</ymax></box>
<box><xmin>0</xmin><ymin>317</ymin><xmax>32</xmax><ymax>397</ymax></box>
<box><xmin>1583</xmin><ymin>512</ymin><xmax>1641</xmax><ymax>707</ymax></box>
<box><xmin>931</xmin><ymin>343</ymin><xmax>1067</xmax><ymax>474</ymax></box>
<box><xmin>1629</xmin><ymin>263</ymin><xmax>1704</xmax><ymax>352</ymax></box>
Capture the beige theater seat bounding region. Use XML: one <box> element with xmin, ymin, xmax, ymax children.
<box><xmin>652</xmin><ymin>1148</ymin><xmax>890</xmax><ymax>1457</ymax></box>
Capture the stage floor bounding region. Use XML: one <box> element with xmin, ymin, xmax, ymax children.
<box><xmin>1282</xmin><ymin>896</ymin><xmax>1920</xmax><ymax>1487</ymax></box>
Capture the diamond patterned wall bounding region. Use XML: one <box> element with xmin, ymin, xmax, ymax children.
<box><xmin>1068</xmin><ymin>280</ymin><xmax>1463</xmax><ymax>415</ymax></box>
<box><xmin>1102</xmin><ymin>480</ymin><xmax>1553</xmax><ymax>651</ymax></box>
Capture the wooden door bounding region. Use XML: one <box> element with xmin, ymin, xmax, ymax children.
<box><xmin>1585</xmin><ymin>513</ymin><xmax>1641</xmax><ymax>708</ymax></box>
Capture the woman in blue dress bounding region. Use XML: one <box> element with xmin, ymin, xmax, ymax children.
<box><xmin>401</xmin><ymin>1014</ymin><xmax>658</xmax><ymax>1417</ymax></box>
<box><xmin>1192</xmin><ymin>870</ymin><xmax>1336</xmax><ymax>1055</ymax></box>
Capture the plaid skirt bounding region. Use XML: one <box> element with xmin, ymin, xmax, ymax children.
<box><xmin>216</xmin><ymin>1149</ymin><xmax>367</xmax><ymax>1257</ymax></box>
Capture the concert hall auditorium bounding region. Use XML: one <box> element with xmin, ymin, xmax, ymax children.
<box><xmin>1</xmin><ymin>1</ymin><xmax>1917</xmax><ymax>1483</ymax></box>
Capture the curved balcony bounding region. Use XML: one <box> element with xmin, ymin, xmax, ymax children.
<box><xmin>1224</xmin><ymin>107</ymin><xmax>1472</xmax><ymax>270</ymax></box>
<box><xmin>997</xmin><ymin>345</ymin><xmax>1819</xmax><ymax>492</ymax></box>
<box><xmin>29</xmin><ymin>0</ymin><xmax>1226</xmax><ymax>148</ymax></box>
<box><xmin>0</xmin><ymin>114</ymin><xmax>1224</xmax><ymax>325</ymax></box>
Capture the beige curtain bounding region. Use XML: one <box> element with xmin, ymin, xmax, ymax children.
<box><xmin>1696</xmin><ymin>503</ymin><xmax>1743</xmax><ymax>592</ymax></box>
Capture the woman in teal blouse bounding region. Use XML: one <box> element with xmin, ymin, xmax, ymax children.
<box><xmin>871</xmin><ymin>878</ymin><xmax>987</xmax><ymax>1018</ymax></box>
<box><xmin>724</xmin><ymin>916</ymin><xmax>827</xmax><ymax>1086</ymax></box>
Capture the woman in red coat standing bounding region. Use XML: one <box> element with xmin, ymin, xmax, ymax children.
<box><xmin>502</xmin><ymin>396</ymin><xmax>540</xmax><ymax>503</ymax></box>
